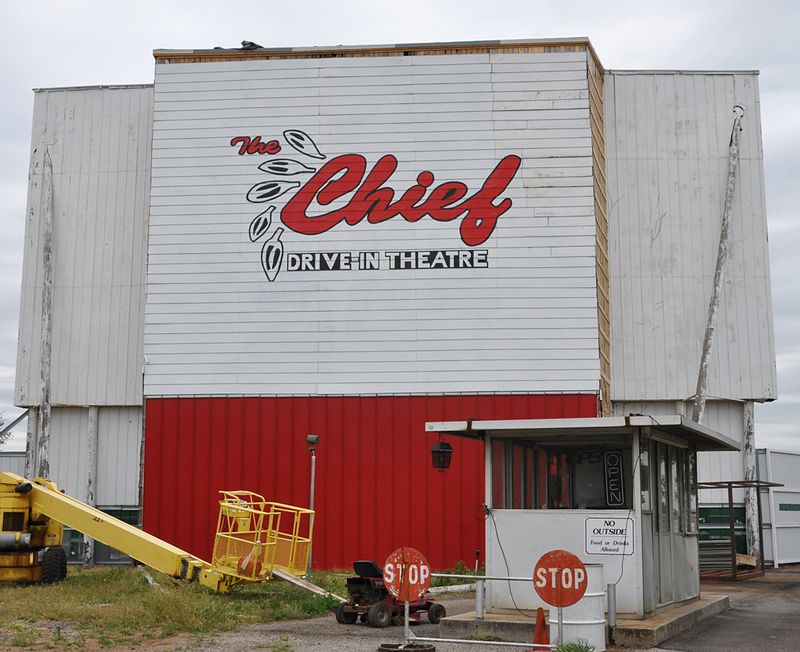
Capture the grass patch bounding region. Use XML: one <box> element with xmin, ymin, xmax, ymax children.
<box><xmin>0</xmin><ymin>566</ymin><xmax>345</xmax><ymax>648</ymax></box>
<box><xmin>555</xmin><ymin>640</ymin><xmax>596</xmax><ymax>652</ymax></box>
<box><xmin>430</xmin><ymin>560</ymin><xmax>483</xmax><ymax>588</ymax></box>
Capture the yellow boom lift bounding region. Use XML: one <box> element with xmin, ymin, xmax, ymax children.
<box><xmin>0</xmin><ymin>471</ymin><xmax>329</xmax><ymax>596</ymax></box>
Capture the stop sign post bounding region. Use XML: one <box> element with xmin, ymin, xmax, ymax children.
<box><xmin>533</xmin><ymin>549</ymin><xmax>588</xmax><ymax>644</ymax></box>
<box><xmin>383</xmin><ymin>546</ymin><xmax>431</xmax><ymax>643</ymax></box>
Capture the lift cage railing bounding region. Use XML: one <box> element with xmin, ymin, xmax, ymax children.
<box><xmin>212</xmin><ymin>491</ymin><xmax>314</xmax><ymax>581</ymax></box>
<box><xmin>268</xmin><ymin>501</ymin><xmax>314</xmax><ymax>575</ymax></box>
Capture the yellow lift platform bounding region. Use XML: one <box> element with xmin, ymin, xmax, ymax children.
<box><xmin>0</xmin><ymin>471</ymin><xmax>333</xmax><ymax>597</ymax></box>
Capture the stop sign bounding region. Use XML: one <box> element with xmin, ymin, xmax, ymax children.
<box><xmin>533</xmin><ymin>549</ymin><xmax>588</xmax><ymax>608</ymax></box>
<box><xmin>383</xmin><ymin>546</ymin><xmax>431</xmax><ymax>602</ymax></box>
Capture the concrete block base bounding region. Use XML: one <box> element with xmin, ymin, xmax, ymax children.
<box><xmin>612</xmin><ymin>594</ymin><xmax>730</xmax><ymax>647</ymax></box>
<box><xmin>440</xmin><ymin>608</ymin><xmax>540</xmax><ymax>644</ymax></box>
<box><xmin>440</xmin><ymin>594</ymin><xmax>730</xmax><ymax>649</ymax></box>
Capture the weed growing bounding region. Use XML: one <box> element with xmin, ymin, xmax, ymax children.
<box><xmin>430</xmin><ymin>559</ymin><xmax>483</xmax><ymax>587</ymax></box>
<box><xmin>555</xmin><ymin>639</ymin><xmax>596</xmax><ymax>652</ymax></box>
<box><xmin>0</xmin><ymin>566</ymin><xmax>346</xmax><ymax>648</ymax></box>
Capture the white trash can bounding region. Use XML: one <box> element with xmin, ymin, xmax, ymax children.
<box><xmin>548</xmin><ymin>563</ymin><xmax>606</xmax><ymax>651</ymax></box>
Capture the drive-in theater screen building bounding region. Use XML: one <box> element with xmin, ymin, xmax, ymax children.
<box><xmin>15</xmin><ymin>38</ymin><xmax>775</xmax><ymax>571</ymax></box>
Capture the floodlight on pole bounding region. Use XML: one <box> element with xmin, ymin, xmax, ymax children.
<box><xmin>306</xmin><ymin>433</ymin><xmax>318</xmax><ymax>577</ymax></box>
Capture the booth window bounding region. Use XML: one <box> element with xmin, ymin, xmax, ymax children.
<box><xmin>682</xmin><ymin>449</ymin><xmax>698</xmax><ymax>534</ymax></box>
<box><xmin>493</xmin><ymin>441</ymin><xmax>538</xmax><ymax>509</ymax></box>
<box><xmin>657</xmin><ymin>443</ymin><xmax>669</xmax><ymax>532</ymax></box>
<box><xmin>490</xmin><ymin>440</ymin><xmax>632</xmax><ymax>510</ymax></box>
<box><xmin>671</xmin><ymin>448</ymin><xmax>682</xmax><ymax>532</ymax></box>
<box><xmin>651</xmin><ymin>440</ymin><xmax>697</xmax><ymax>536</ymax></box>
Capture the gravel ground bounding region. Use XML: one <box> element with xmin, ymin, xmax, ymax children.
<box><xmin>128</xmin><ymin>567</ymin><xmax>800</xmax><ymax>651</ymax></box>
<box><xmin>190</xmin><ymin>596</ymin><xmax>480</xmax><ymax>652</ymax></box>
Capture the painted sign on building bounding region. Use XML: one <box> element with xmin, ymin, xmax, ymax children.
<box><xmin>145</xmin><ymin>52</ymin><xmax>600</xmax><ymax>397</ymax></box>
<box><xmin>234</xmin><ymin>128</ymin><xmax>522</xmax><ymax>282</ymax></box>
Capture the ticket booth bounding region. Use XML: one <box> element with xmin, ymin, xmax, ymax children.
<box><xmin>425</xmin><ymin>416</ymin><xmax>738</xmax><ymax>617</ymax></box>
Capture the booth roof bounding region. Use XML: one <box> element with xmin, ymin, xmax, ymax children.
<box><xmin>425</xmin><ymin>415</ymin><xmax>739</xmax><ymax>452</ymax></box>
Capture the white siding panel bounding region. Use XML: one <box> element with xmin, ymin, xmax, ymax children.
<box><xmin>48</xmin><ymin>408</ymin><xmax>89</xmax><ymax>501</ymax></box>
<box><xmin>145</xmin><ymin>52</ymin><xmax>600</xmax><ymax>396</ymax></box>
<box><xmin>15</xmin><ymin>86</ymin><xmax>152</xmax><ymax>407</ymax></box>
<box><xmin>767</xmin><ymin>451</ymin><xmax>800</xmax><ymax>485</ymax></box>
<box><xmin>0</xmin><ymin>452</ymin><xmax>26</xmax><ymax>476</ymax></box>
<box><xmin>22</xmin><ymin>407</ymin><xmax>141</xmax><ymax>506</ymax></box>
<box><xmin>97</xmin><ymin>407</ymin><xmax>142</xmax><ymax>506</ymax></box>
<box><xmin>758</xmin><ymin>450</ymin><xmax>800</xmax><ymax>564</ymax></box>
<box><xmin>605</xmin><ymin>72</ymin><xmax>776</xmax><ymax>402</ymax></box>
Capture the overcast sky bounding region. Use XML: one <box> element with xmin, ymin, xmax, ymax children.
<box><xmin>1</xmin><ymin>0</ymin><xmax>797</xmax><ymax>451</ymax></box>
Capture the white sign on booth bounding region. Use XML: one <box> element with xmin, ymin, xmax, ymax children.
<box><xmin>584</xmin><ymin>517</ymin><xmax>634</xmax><ymax>555</ymax></box>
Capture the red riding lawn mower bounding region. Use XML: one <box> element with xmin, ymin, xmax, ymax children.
<box><xmin>335</xmin><ymin>560</ymin><xmax>446</xmax><ymax>628</ymax></box>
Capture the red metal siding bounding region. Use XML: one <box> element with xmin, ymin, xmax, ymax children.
<box><xmin>143</xmin><ymin>394</ymin><xmax>597</xmax><ymax>570</ymax></box>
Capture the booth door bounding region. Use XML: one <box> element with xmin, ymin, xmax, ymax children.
<box><xmin>653</xmin><ymin>442</ymin><xmax>683</xmax><ymax>607</ymax></box>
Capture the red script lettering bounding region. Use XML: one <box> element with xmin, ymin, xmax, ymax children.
<box><xmin>231</xmin><ymin>136</ymin><xmax>281</xmax><ymax>156</ymax></box>
<box><xmin>281</xmin><ymin>154</ymin><xmax>521</xmax><ymax>246</ymax></box>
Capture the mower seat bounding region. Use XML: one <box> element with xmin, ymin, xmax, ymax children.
<box><xmin>353</xmin><ymin>560</ymin><xmax>382</xmax><ymax>578</ymax></box>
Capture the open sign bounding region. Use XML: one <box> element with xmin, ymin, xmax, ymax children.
<box><xmin>604</xmin><ymin>450</ymin><xmax>625</xmax><ymax>507</ymax></box>
<box><xmin>533</xmin><ymin>549</ymin><xmax>588</xmax><ymax>607</ymax></box>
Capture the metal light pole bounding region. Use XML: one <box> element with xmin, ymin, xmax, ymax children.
<box><xmin>306</xmin><ymin>434</ymin><xmax>319</xmax><ymax>577</ymax></box>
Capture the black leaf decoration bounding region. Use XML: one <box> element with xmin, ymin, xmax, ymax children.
<box><xmin>261</xmin><ymin>228</ymin><xmax>285</xmax><ymax>282</ymax></box>
<box><xmin>283</xmin><ymin>129</ymin><xmax>326</xmax><ymax>160</ymax></box>
<box><xmin>258</xmin><ymin>158</ymin><xmax>316</xmax><ymax>176</ymax></box>
<box><xmin>249</xmin><ymin>207</ymin><xmax>274</xmax><ymax>242</ymax></box>
<box><xmin>246</xmin><ymin>180</ymin><xmax>301</xmax><ymax>203</ymax></box>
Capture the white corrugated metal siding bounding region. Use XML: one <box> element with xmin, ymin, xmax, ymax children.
<box><xmin>48</xmin><ymin>408</ymin><xmax>89</xmax><ymax>499</ymax></box>
<box><xmin>31</xmin><ymin>406</ymin><xmax>141</xmax><ymax>505</ymax></box>
<box><xmin>97</xmin><ymin>406</ymin><xmax>142</xmax><ymax>505</ymax></box>
<box><xmin>15</xmin><ymin>86</ymin><xmax>153</xmax><ymax>407</ymax></box>
<box><xmin>0</xmin><ymin>452</ymin><xmax>26</xmax><ymax>476</ymax></box>
<box><xmin>758</xmin><ymin>449</ymin><xmax>800</xmax><ymax>565</ymax></box>
<box><xmin>144</xmin><ymin>52</ymin><xmax>601</xmax><ymax>396</ymax></box>
<box><xmin>605</xmin><ymin>71</ymin><xmax>776</xmax><ymax>403</ymax></box>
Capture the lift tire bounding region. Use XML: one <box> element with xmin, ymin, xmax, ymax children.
<box><xmin>41</xmin><ymin>547</ymin><xmax>67</xmax><ymax>584</ymax></box>
<box><xmin>427</xmin><ymin>602</ymin><xmax>446</xmax><ymax>624</ymax></box>
<box><xmin>57</xmin><ymin>547</ymin><xmax>68</xmax><ymax>580</ymax></box>
<box><xmin>367</xmin><ymin>601</ymin><xmax>392</xmax><ymax>628</ymax></box>
<box><xmin>335</xmin><ymin>603</ymin><xmax>357</xmax><ymax>624</ymax></box>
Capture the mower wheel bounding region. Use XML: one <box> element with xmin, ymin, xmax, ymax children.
<box><xmin>367</xmin><ymin>601</ymin><xmax>392</xmax><ymax>628</ymax></box>
<box><xmin>335</xmin><ymin>603</ymin><xmax>358</xmax><ymax>624</ymax></box>
<box><xmin>359</xmin><ymin>613</ymin><xmax>368</xmax><ymax>624</ymax></box>
<box><xmin>427</xmin><ymin>602</ymin><xmax>446</xmax><ymax>624</ymax></box>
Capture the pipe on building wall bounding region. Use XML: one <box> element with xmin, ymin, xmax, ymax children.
<box><xmin>83</xmin><ymin>406</ymin><xmax>99</xmax><ymax>565</ymax></box>
<box><xmin>36</xmin><ymin>148</ymin><xmax>55</xmax><ymax>479</ymax></box>
<box><xmin>743</xmin><ymin>401</ymin><xmax>760</xmax><ymax>562</ymax></box>
<box><xmin>692</xmin><ymin>106</ymin><xmax>744</xmax><ymax>424</ymax></box>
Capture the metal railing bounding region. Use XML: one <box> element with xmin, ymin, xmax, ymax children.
<box><xmin>408</xmin><ymin>572</ymin><xmax>555</xmax><ymax>649</ymax></box>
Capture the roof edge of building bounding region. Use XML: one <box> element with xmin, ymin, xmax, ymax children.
<box><xmin>33</xmin><ymin>83</ymin><xmax>154</xmax><ymax>93</ymax></box>
<box><xmin>608</xmin><ymin>68</ymin><xmax>760</xmax><ymax>75</ymax></box>
<box><xmin>153</xmin><ymin>36</ymin><xmax>604</xmax><ymax>70</ymax></box>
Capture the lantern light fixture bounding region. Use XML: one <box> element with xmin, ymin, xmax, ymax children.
<box><xmin>431</xmin><ymin>436</ymin><xmax>453</xmax><ymax>471</ymax></box>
